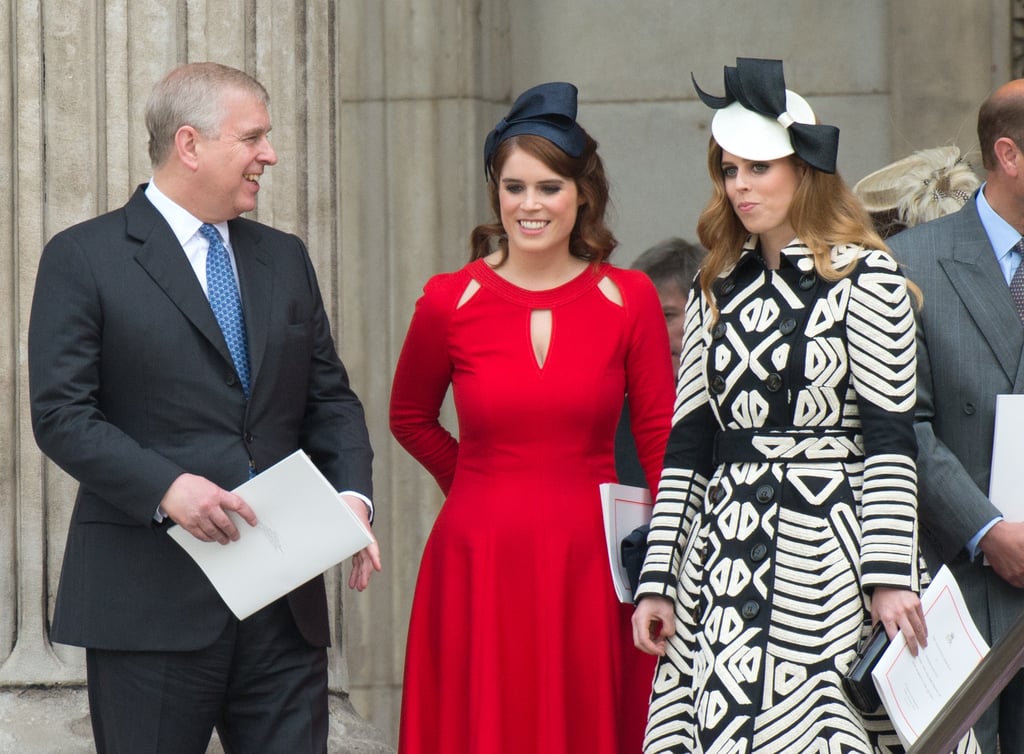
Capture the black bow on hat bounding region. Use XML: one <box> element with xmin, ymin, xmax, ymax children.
<box><xmin>693</xmin><ymin>58</ymin><xmax>840</xmax><ymax>174</ymax></box>
<box><xmin>483</xmin><ymin>82</ymin><xmax>586</xmax><ymax>180</ymax></box>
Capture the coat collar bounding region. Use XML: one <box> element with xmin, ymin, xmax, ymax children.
<box><xmin>939</xmin><ymin>199</ymin><xmax>1024</xmax><ymax>385</ymax></box>
<box><xmin>729</xmin><ymin>234</ymin><xmax>820</xmax><ymax>277</ymax></box>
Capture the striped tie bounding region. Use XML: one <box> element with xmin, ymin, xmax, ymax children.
<box><xmin>1012</xmin><ymin>238</ymin><xmax>1024</xmax><ymax>325</ymax></box>
<box><xmin>200</xmin><ymin>223</ymin><xmax>251</xmax><ymax>397</ymax></box>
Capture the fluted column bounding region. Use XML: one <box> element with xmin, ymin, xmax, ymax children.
<box><xmin>1</xmin><ymin>0</ymin><xmax>106</xmax><ymax>690</ymax></box>
<box><xmin>336</xmin><ymin>0</ymin><xmax>510</xmax><ymax>741</ymax></box>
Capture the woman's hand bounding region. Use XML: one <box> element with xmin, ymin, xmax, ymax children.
<box><xmin>872</xmin><ymin>586</ymin><xmax>927</xmax><ymax>656</ymax></box>
<box><xmin>632</xmin><ymin>595</ymin><xmax>676</xmax><ymax>656</ymax></box>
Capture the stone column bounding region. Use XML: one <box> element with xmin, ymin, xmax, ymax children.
<box><xmin>889</xmin><ymin>0</ymin><xmax>1011</xmax><ymax>161</ymax></box>
<box><xmin>336</xmin><ymin>0</ymin><xmax>511</xmax><ymax>741</ymax></box>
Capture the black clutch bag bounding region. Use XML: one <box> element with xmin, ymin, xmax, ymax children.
<box><xmin>841</xmin><ymin>622</ymin><xmax>890</xmax><ymax>713</ymax></box>
<box><xmin>620</xmin><ymin>523</ymin><xmax>650</xmax><ymax>595</ymax></box>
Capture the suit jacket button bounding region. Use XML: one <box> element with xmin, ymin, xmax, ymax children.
<box><xmin>963</xmin><ymin>402</ymin><xmax>976</xmax><ymax>415</ymax></box>
<box><xmin>741</xmin><ymin>599</ymin><xmax>760</xmax><ymax>620</ymax></box>
<box><xmin>750</xmin><ymin>543</ymin><xmax>768</xmax><ymax>562</ymax></box>
<box><xmin>765</xmin><ymin>372</ymin><xmax>783</xmax><ymax>392</ymax></box>
<box><xmin>779</xmin><ymin>318</ymin><xmax>797</xmax><ymax>335</ymax></box>
<box><xmin>711</xmin><ymin>375</ymin><xmax>726</xmax><ymax>394</ymax></box>
<box><xmin>712</xmin><ymin>323</ymin><xmax>727</xmax><ymax>340</ymax></box>
<box><xmin>226</xmin><ymin>373</ymin><xmax>237</xmax><ymax>386</ymax></box>
<box><xmin>755</xmin><ymin>484</ymin><xmax>775</xmax><ymax>504</ymax></box>
<box><xmin>799</xmin><ymin>272</ymin><xmax>816</xmax><ymax>290</ymax></box>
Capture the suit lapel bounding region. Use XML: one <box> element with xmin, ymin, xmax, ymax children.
<box><xmin>939</xmin><ymin>204</ymin><xmax>1024</xmax><ymax>383</ymax></box>
<box><xmin>127</xmin><ymin>186</ymin><xmax>235</xmax><ymax>370</ymax></box>
<box><xmin>230</xmin><ymin>220</ymin><xmax>272</xmax><ymax>392</ymax></box>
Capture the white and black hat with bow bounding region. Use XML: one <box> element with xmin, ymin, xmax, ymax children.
<box><xmin>693</xmin><ymin>57</ymin><xmax>840</xmax><ymax>174</ymax></box>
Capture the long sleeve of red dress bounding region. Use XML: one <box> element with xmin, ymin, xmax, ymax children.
<box><xmin>389</xmin><ymin>271</ymin><xmax>465</xmax><ymax>495</ymax></box>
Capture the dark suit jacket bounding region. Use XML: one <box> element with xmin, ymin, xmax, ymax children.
<box><xmin>613</xmin><ymin>403</ymin><xmax>647</xmax><ymax>489</ymax></box>
<box><xmin>888</xmin><ymin>197</ymin><xmax>1024</xmax><ymax>643</ymax></box>
<box><xmin>28</xmin><ymin>185</ymin><xmax>373</xmax><ymax>651</ymax></box>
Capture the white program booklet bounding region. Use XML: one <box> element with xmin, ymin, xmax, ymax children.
<box><xmin>169</xmin><ymin>450</ymin><xmax>373</xmax><ymax>619</ymax></box>
<box><xmin>989</xmin><ymin>393</ymin><xmax>1024</xmax><ymax>521</ymax></box>
<box><xmin>599</xmin><ymin>482</ymin><xmax>653</xmax><ymax>603</ymax></box>
<box><xmin>871</xmin><ymin>565</ymin><xmax>989</xmax><ymax>748</ymax></box>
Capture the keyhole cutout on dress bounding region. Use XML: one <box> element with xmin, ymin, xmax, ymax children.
<box><xmin>531</xmin><ymin>309</ymin><xmax>552</xmax><ymax>368</ymax></box>
<box><xmin>456</xmin><ymin>275</ymin><xmax>623</xmax><ymax>369</ymax></box>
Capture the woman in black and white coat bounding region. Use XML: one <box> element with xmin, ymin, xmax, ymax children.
<box><xmin>632</xmin><ymin>58</ymin><xmax>978</xmax><ymax>754</ymax></box>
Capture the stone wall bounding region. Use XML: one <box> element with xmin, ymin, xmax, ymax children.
<box><xmin>0</xmin><ymin>0</ymin><xmax>1011</xmax><ymax>749</ymax></box>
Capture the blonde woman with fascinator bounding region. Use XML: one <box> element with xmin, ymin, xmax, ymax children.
<box><xmin>390</xmin><ymin>82</ymin><xmax>674</xmax><ymax>753</ymax></box>
<box><xmin>854</xmin><ymin>146</ymin><xmax>981</xmax><ymax>238</ymax></box>
<box><xmin>631</xmin><ymin>58</ymin><xmax>979</xmax><ymax>754</ymax></box>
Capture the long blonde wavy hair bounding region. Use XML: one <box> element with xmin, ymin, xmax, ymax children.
<box><xmin>695</xmin><ymin>138</ymin><xmax>919</xmax><ymax>322</ymax></box>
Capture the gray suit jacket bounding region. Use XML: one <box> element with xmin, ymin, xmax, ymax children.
<box><xmin>888</xmin><ymin>197</ymin><xmax>1024</xmax><ymax>643</ymax></box>
<box><xmin>28</xmin><ymin>185</ymin><xmax>373</xmax><ymax>651</ymax></box>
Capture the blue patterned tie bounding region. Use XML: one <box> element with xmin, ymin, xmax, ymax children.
<box><xmin>200</xmin><ymin>223</ymin><xmax>251</xmax><ymax>397</ymax></box>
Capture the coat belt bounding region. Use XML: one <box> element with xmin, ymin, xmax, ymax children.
<box><xmin>713</xmin><ymin>427</ymin><xmax>864</xmax><ymax>465</ymax></box>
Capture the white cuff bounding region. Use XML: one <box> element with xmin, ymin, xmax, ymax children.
<box><xmin>340</xmin><ymin>490</ymin><xmax>374</xmax><ymax>524</ymax></box>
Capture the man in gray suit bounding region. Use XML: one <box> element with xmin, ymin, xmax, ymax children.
<box><xmin>28</xmin><ymin>62</ymin><xmax>380</xmax><ymax>753</ymax></box>
<box><xmin>888</xmin><ymin>79</ymin><xmax>1024</xmax><ymax>754</ymax></box>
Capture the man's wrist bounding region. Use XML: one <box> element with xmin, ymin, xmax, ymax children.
<box><xmin>969</xmin><ymin>516</ymin><xmax>1003</xmax><ymax>560</ymax></box>
<box><xmin>340</xmin><ymin>490</ymin><xmax>373</xmax><ymax>524</ymax></box>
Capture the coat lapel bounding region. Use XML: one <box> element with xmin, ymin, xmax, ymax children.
<box><xmin>126</xmin><ymin>186</ymin><xmax>235</xmax><ymax>370</ymax></box>
<box><xmin>939</xmin><ymin>203</ymin><xmax>1024</xmax><ymax>383</ymax></box>
<box><xmin>229</xmin><ymin>220</ymin><xmax>273</xmax><ymax>392</ymax></box>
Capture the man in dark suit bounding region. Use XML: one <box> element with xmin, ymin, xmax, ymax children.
<box><xmin>28</xmin><ymin>62</ymin><xmax>380</xmax><ymax>754</ymax></box>
<box><xmin>887</xmin><ymin>79</ymin><xmax>1024</xmax><ymax>754</ymax></box>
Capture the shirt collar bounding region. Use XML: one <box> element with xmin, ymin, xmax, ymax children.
<box><xmin>976</xmin><ymin>183</ymin><xmax>1020</xmax><ymax>261</ymax></box>
<box><xmin>145</xmin><ymin>180</ymin><xmax>230</xmax><ymax>247</ymax></box>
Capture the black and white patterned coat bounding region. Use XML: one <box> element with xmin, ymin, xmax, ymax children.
<box><xmin>636</xmin><ymin>236</ymin><xmax>933</xmax><ymax>754</ymax></box>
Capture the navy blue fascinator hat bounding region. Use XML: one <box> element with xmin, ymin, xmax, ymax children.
<box><xmin>692</xmin><ymin>58</ymin><xmax>840</xmax><ymax>174</ymax></box>
<box><xmin>483</xmin><ymin>82</ymin><xmax>586</xmax><ymax>181</ymax></box>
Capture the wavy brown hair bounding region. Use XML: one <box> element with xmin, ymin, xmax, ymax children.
<box><xmin>470</xmin><ymin>133</ymin><xmax>617</xmax><ymax>264</ymax></box>
<box><xmin>696</xmin><ymin>138</ymin><xmax>919</xmax><ymax>321</ymax></box>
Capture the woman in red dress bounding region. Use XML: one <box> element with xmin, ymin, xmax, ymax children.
<box><xmin>390</xmin><ymin>82</ymin><xmax>675</xmax><ymax>753</ymax></box>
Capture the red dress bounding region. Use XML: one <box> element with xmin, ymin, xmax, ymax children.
<box><xmin>390</xmin><ymin>259</ymin><xmax>674</xmax><ymax>754</ymax></box>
